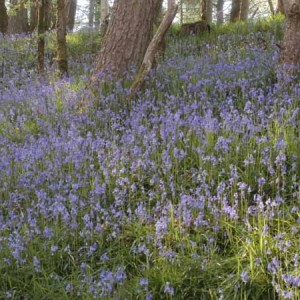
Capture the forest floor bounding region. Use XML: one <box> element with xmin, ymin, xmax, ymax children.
<box><xmin>1</xmin><ymin>15</ymin><xmax>300</xmax><ymax>300</ymax></box>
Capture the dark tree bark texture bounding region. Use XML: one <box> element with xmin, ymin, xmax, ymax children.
<box><xmin>37</xmin><ymin>0</ymin><xmax>46</xmax><ymax>74</ymax></box>
<box><xmin>0</xmin><ymin>0</ymin><xmax>8</xmax><ymax>34</ymax></box>
<box><xmin>56</xmin><ymin>0</ymin><xmax>68</xmax><ymax>77</ymax></box>
<box><xmin>92</xmin><ymin>0</ymin><xmax>163</xmax><ymax>78</ymax></box>
<box><xmin>278</xmin><ymin>1</ymin><xmax>300</xmax><ymax>79</ymax></box>
<box><xmin>230</xmin><ymin>0</ymin><xmax>241</xmax><ymax>22</ymax></box>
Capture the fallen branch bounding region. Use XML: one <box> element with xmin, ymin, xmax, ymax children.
<box><xmin>130</xmin><ymin>0</ymin><xmax>178</xmax><ymax>97</ymax></box>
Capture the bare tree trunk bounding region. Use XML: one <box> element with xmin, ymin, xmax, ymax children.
<box><xmin>8</xmin><ymin>0</ymin><xmax>29</xmax><ymax>33</ymax></box>
<box><xmin>240</xmin><ymin>0</ymin><xmax>249</xmax><ymax>21</ymax></box>
<box><xmin>29</xmin><ymin>1</ymin><xmax>38</xmax><ymax>32</ymax></box>
<box><xmin>94</xmin><ymin>0</ymin><xmax>100</xmax><ymax>29</ymax></box>
<box><xmin>66</xmin><ymin>0</ymin><xmax>77</xmax><ymax>31</ymax></box>
<box><xmin>268</xmin><ymin>0</ymin><xmax>275</xmax><ymax>15</ymax></box>
<box><xmin>89</xmin><ymin>0</ymin><xmax>94</xmax><ymax>27</ymax></box>
<box><xmin>230</xmin><ymin>0</ymin><xmax>241</xmax><ymax>22</ymax></box>
<box><xmin>0</xmin><ymin>0</ymin><xmax>8</xmax><ymax>34</ymax></box>
<box><xmin>56</xmin><ymin>0</ymin><xmax>68</xmax><ymax>77</ymax></box>
<box><xmin>99</xmin><ymin>0</ymin><xmax>109</xmax><ymax>36</ymax></box>
<box><xmin>92</xmin><ymin>0</ymin><xmax>163</xmax><ymax>79</ymax></box>
<box><xmin>37</xmin><ymin>0</ymin><xmax>46</xmax><ymax>74</ymax></box>
<box><xmin>216</xmin><ymin>0</ymin><xmax>224</xmax><ymax>24</ymax></box>
<box><xmin>44</xmin><ymin>0</ymin><xmax>52</xmax><ymax>29</ymax></box>
<box><xmin>130</xmin><ymin>0</ymin><xmax>178</xmax><ymax>96</ymax></box>
<box><xmin>276</xmin><ymin>0</ymin><xmax>285</xmax><ymax>14</ymax></box>
<box><xmin>278</xmin><ymin>0</ymin><xmax>300</xmax><ymax>79</ymax></box>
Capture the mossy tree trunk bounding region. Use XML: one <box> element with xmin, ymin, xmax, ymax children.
<box><xmin>278</xmin><ymin>0</ymin><xmax>300</xmax><ymax>79</ymax></box>
<box><xmin>56</xmin><ymin>0</ymin><xmax>68</xmax><ymax>77</ymax></box>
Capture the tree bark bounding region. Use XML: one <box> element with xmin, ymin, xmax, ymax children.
<box><xmin>201</xmin><ymin>0</ymin><xmax>212</xmax><ymax>24</ymax></box>
<box><xmin>56</xmin><ymin>0</ymin><xmax>68</xmax><ymax>77</ymax></box>
<box><xmin>268</xmin><ymin>0</ymin><xmax>275</xmax><ymax>15</ymax></box>
<box><xmin>0</xmin><ymin>0</ymin><xmax>8</xmax><ymax>34</ymax></box>
<box><xmin>276</xmin><ymin>0</ymin><xmax>285</xmax><ymax>14</ymax></box>
<box><xmin>230</xmin><ymin>0</ymin><xmax>241</xmax><ymax>22</ymax></box>
<box><xmin>92</xmin><ymin>0</ymin><xmax>163</xmax><ymax>79</ymax></box>
<box><xmin>240</xmin><ymin>0</ymin><xmax>249</xmax><ymax>21</ymax></box>
<box><xmin>278</xmin><ymin>0</ymin><xmax>300</xmax><ymax>79</ymax></box>
<box><xmin>99</xmin><ymin>0</ymin><xmax>109</xmax><ymax>36</ymax></box>
<box><xmin>130</xmin><ymin>0</ymin><xmax>178</xmax><ymax>96</ymax></box>
<box><xmin>216</xmin><ymin>0</ymin><xmax>224</xmax><ymax>24</ymax></box>
<box><xmin>37</xmin><ymin>0</ymin><xmax>46</xmax><ymax>74</ymax></box>
<box><xmin>8</xmin><ymin>0</ymin><xmax>29</xmax><ymax>34</ymax></box>
<box><xmin>66</xmin><ymin>0</ymin><xmax>77</xmax><ymax>31</ymax></box>
<box><xmin>89</xmin><ymin>0</ymin><xmax>95</xmax><ymax>27</ymax></box>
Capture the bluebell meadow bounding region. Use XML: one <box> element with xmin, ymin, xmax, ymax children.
<box><xmin>0</xmin><ymin>17</ymin><xmax>300</xmax><ymax>299</ymax></box>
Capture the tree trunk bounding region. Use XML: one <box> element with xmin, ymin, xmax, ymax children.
<box><xmin>44</xmin><ymin>0</ymin><xmax>52</xmax><ymax>29</ymax></box>
<box><xmin>268</xmin><ymin>0</ymin><xmax>275</xmax><ymax>15</ymax></box>
<box><xmin>56</xmin><ymin>0</ymin><xmax>68</xmax><ymax>77</ymax></box>
<box><xmin>216</xmin><ymin>0</ymin><xmax>224</xmax><ymax>24</ymax></box>
<box><xmin>201</xmin><ymin>0</ymin><xmax>212</xmax><ymax>24</ymax></box>
<box><xmin>278</xmin><ymin>0</ymin><xmax>300</xmax><ymax>79</ymax></box>
<box><xmin>130</xmin><ymin>0</ymin><xmax>178</xmax><ymax>96</ymax></box>
<box><xmin>94</xmin><ymin>0</ymin><xmax>101</xmax><ymax>29</ymax></box>
<box><xmin>99</xmin><ymin>0</ymin><xmax>109</xmax><ymax>36</ymax></box>
<box><xmin>66</xmin><ymin>0</ymin><xmax>77</xmax><ymax>31</ymax></box>
<box><xmin>240</xmin><ymin>0</ymin><xmax>249</xmax><ymax>21</ymax></box>
<box><xmin>92</xmin><ymin>0</ymin><xmax>163</xmax><ymax>78</ymax></box>
<box><xmin>89</xmin><ymin>0</ymin><xmax>94</xmax><ymax>27</ymax></box>
<box><xmin>276</xmin><ymin>0</ymin><xmax>285</xmax><ymax>14</ymax></box>
<box><xmin>37</xmin><ymin>0</ymin><xmax>46</xmax><ymax>74</ymax></box>
<box><xmin>8</xmin><ymin>0</ymin><xmax>29</xmax><ymax>33</ymax></box>
<box><xmin>29</xmin><ymin>1</ymin><xmax>38</xmax><ymax>32</ymax></box>
<box><xmin>230</xmin><ymin>0</ymin><xmax>241</xmax><ymax>22</ymax></box>
<box><xmin>0</xmin><ymin>0</ymin><xmax>8</xmax><ymax>34</ymax></box>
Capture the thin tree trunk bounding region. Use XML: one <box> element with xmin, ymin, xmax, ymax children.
<box><xmin>240</xmin><ymin>0</ymin><xmax>249</xmax><ymax>21</ymax></box>
<box><xmin>29</xmin><ymin>1</ymin><xmax>38</xmax><ymax>32</ymax></box>
<box><xmin>56</xmin><ymin>0</ymin><xmax>68</xmax><ymax>77</ymax></box>
<box><xmin>276</xmin><ymin>0</ymin><xmax>285</xmax><ymax>14</ymax></box>
<box><xmin>130</xmin><ymin>0</ymin><xmax>178</xmax><ymax>96</ymax></box>
<box><xmin>268</xmin><ymin>0</ymin><xmax>275</xmax><ymax>15</ymax></box>
<box><xmin>37</xmin><ymin>0</ymin><xmax>46</xmax><ymax>74</ymax></box>
<box><xmin>202</xmin><ymin>0</ymin><xmax>207</xmax><ymax>21</ymax></box>
<box><xmin>230</xmin><ymin>0</ymin><xmax>241</xmax><ymax>22</ymax></box>
<box><xmin>278</xmin><ymin>0</ymin><xmax>300</xmax><ymax>79</ymax></box>
<box><xmin>89</xmin><ymin>0</ymin><xmax>94</xmax><ymax>27</ymax></box>
<box><xmin>66</xmin><ymin>0</ymin><xmax>77</xmax><ymax>31</ymax></box>
<box><xmin>0</xmin><ymin>0</ymin><xmax>8</xmax><ymax>33</ymax></box>
<box><xmin>92</xmin><ymin>0</ymin><xmax>163</xmax><ymax>78</ymax></box>
<box><xmin>216</xmin><ymin>0</ymin><xmax>224</xmax><ymax>24</ymax></box>
<box><xmin>94</xmin><ymin>0</ymin><xmax>100</xmax><ymax>29</ymax></box>
<box><xmin>44</xmin><ymin>0</ymin><xmax>52</xmax><ymax>29</ymax></box>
